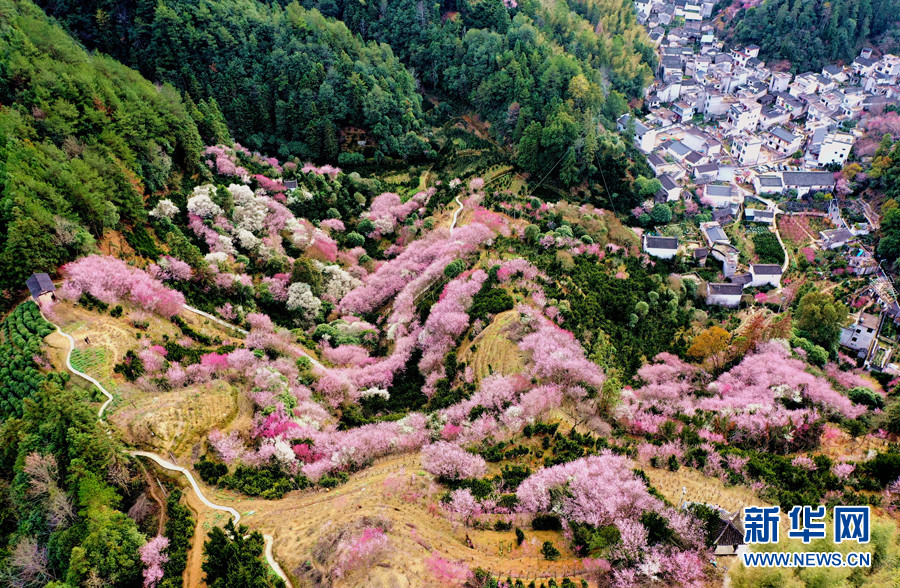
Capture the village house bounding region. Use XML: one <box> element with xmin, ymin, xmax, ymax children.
<box><xmin>732</xmin><ymin>134</ymin><xmax>762</xmax><ymax>166</ymax></box>
<box><xmin>753</xmin><ymin>174</ymin><xmax>784</xmax><ymax>195</ymax></box>
<box><xmin>744</xmin><ymin>208</ymin><xmax>775</xmax><ymax>224</ymax></box>
<box><xmin>617</xmin><ymin>114</ymin><xmax>663</xmax><ymax>153</ymax></box>
<box><xmin>749</xmin><ymin>264</ymin><xmax>783</xmax><ymax>288</ymax></box>
<box><xmin>658</xmin><ymin>173</ymin><xmax>682</xmax><ymax>202</ymax></box>
<box><xmin>769</xmin><ymin>71</ymin><xmax>793</xmax><ymax>93</ymax></box>
<box><xmin>726</xmin><ymin>100</ymin><xmax>762</xmax><ymax>131</ymax></box>
<box><xmin>763</xmin><ymin>126</ymin><xmax>804</xmax><ymax>156</ymax></box>
<box><xmin>702</xmin><ymin>184</ymin><xmax>737</xmax><ymax>208</ymax></box>
<box><xmin>701</xmin><ymin>221</ymin><xmax>730</xmax><ymax>246</ymax></box>
<box><xmin>26</xmin><ymin>273</ymin><xmax>56</xmax><ymax>309</ymax></box>
<box><xmin>693</xmin><ymin>162</ymin><xmax>719</xmax><ymax>182</ymax></box>
<box><xmin>642</xmin><ymin>235</ymin><xmax>680</xmax><ymax>259</ymax></box>
<box><xmin>706</xmin><ymin>282</ymin><xmax>743</xmax><ymax>307</ymax></box>
<box><xmin>818</xmin><ymin>131</ymin><xmax>854</xmax><ymax>166</ymax></box>
<box><xmin>782</xmin><ymin>171</ymin><xmax>835</xmax><ymax>197</ymax></box>
<box><xmin>820</xmin><ymin>227</ymin><xmax>855</xmax><ymax>250</ymax></box>
<box><xmin>840</xmin><ymin>312</ymin><xmax>880</xmax><ymax>355</ymax></box>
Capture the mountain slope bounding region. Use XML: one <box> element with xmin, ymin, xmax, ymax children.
<box><xmin>729</xmin><ymin>0</ymin><xmax>900</xmax><ymax>70</ymax></box>
<box><xmin>0</xmin><ymin>0</ymin><xmax>216</xmax><ymax>296</ymax></box>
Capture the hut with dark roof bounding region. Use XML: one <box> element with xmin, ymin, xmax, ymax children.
<box><xmin>26</xmin><ymin>273</ymin><xmax>56</xmax><ymax>307</ymax></box>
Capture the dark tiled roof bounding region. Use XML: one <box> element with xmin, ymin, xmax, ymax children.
<box><xmin>782</xmin><ymin>171</ymin><xmax>835</xmax><ymax>187</ymax></box>
<box><xmin>749</xmin><ymin>210</ymin><xmax>775</xmax><ymax>221</ymax></box>
<box><xmin>731</xmin><ymin>273</ymin><xmax>752</xmax><ymax>286</ymax></box>
<box><xmin>712</xmin><ymin>209</ymin><xmax>734</xmax><ymax>224</ymax></box>
<box><xmin>705</xmin><ymin>225</ymin><xmax>729</xmax><ymax>242</ymax></box>
<box><xmin>694</xmin><ymin>247</ymin><xmax>709</xmax><ymax>259</ymax></box>
<box><xmin>708</xmin><ymin>283</ymin><xmax>743</xmax><ymax>295</ymax></box>
<box><xmin>685</xmin><ymin>151</ymin><xmax>704</xmax><ymax>164</ymax></box>
<box><xmin>648</xmin><ymin>153</ymin><xmax>666</xmax><ymax>167</ymax></box>
<box><xmin>752</xmin><ymin>264</ymin><xmax>783</xmax><ymax>275</ymax></box>
<box><xmin>715</xmin><ymin>519</ymin><xmax>745</xmax><ymax>546</ymax></box>
<box><xmin>283</xmin><ymin>180</ymin><xmax>298</xmax><ymax>189</ymax></box>
<box><xmin>757</xmin><ymin>175</ymin><xmax>783</xmax><ymax>187</ymax></box>
<box><xmin>770</xmin><ymin>127</ymin><xmax>797</xmax><ymax>143</ymax></box>
<box><xmin>645</xmin><ymin>236</ymin><xmax>679</xmax><ymax>250</ymax></box>
<box><xmin>821</xmin><ymin>228</ymin><xmax>854</xmax><ymax>243</ymax></box>
<box><xmin>705</xmin><ymin>184</ymin><xmax>732</xmax><ymax>197</ymax></box>
<box><xmin>26</xmin><ymin>273</ymin><xmax>55</xmax><ymax>299</ymax></box>
<box><xmin>660</xmin><ymin>174</ymin><xmax>679</xmax><ymax>191</ymax></box>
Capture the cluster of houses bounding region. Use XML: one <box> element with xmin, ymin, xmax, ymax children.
<box><xmin>622</xmin><ymin>0</ymin><xmax>900</xmax><ymax>214</ymax></box>
<box><xmin>641</xmin><ymin>214</ymin><xmax>784</xmax><ymax>308</ymax></box>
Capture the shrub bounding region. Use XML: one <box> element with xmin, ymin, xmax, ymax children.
<box><xmin>541</xmin><ymin>541</ymin><xmax>561</xmax><ymax>561</ymax></box>
<box><xmin>848</xmin><ymin>386</ymin><xmax>884</xmax><ymax>409</ymax></box>
<box><xmin>752</xmin><ymin>232</ymin><xmax>785</xmax><ymax>265</ymax></box>
<box><xmin>161</xmin><ymin>490</ymin><xmax>194</xmax><ymax>586</ymax></box>
<box><xmin>194</xmin><ymin>456</ymin><xmax>228</xmax><ymax>485</ymax></box>
<box><xmin>346</xmin><ymin>232</ymin><xmax>365</xmax><ymax>247</ymax></box>
<box><xmin>443</xmin><ymin>259</ymin><xmax>466</xmax><ymax>279</ymax></box>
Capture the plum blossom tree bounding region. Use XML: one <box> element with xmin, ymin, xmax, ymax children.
<box><xmin>8</xmin><ymin>537</ymin><xmax>52</xmax><ymax>587</ymax></box>
<box><xmin>421</xmin><ymin>442</ymin><xmax>488</xmax><ymax>481</ymax></box>
<box><xmin>321</xmin><ymin>264</ymin><xmax>362</xmax><ymax>303</ymax></box>
<box><xmin>149</xmin><ymin>198</ymin><xmax>178</xmax><ymax>219</ymax></box>
<box><xmin>338</xmin><ymin>223</ymin><xmax>494</xmax><ymax>315</ymax></box>
<box><xmin>139</xmin><ymin>536</ymin><xmax>169</xmax><ymax>588</ymax></box>
<box><xmin>286</xmin><ymin>282</ymin><xmax>322</xmax><ymax>324</ymax></box>
<box><xmin>186</xmin><ymin>185</ymin><xmax>223</xmax><ymax>218</ymax></box>
<box><xmin>832</xmin><ymin>462</ymin><xmax>855</xmax><ymax>481</ymax></box>
<box><xmin>619</xmin><ymin>342</ymin><xmax>869</xmax><ymax>448</ymax></box>
<box><xmin>517</xmin><ymin>310</ymin><xmax>605</xmax><ymax>389</ymax></box>
<box><xmin>417</xmin><ymin>271</ymin><xmax>487</xmax><ymax>393</ymax></box>
<box><xmin>332</xmin><ymin>527</ymin><xmax>391</xmax><ymax>577</ymax></box>
<box><xmin>443</xmin><ymin>488</ymin><xmax>482</xmax><ymax>526</ymax></box>
<box><xmin>425</xmin><ymin>552</ymin><xmax>472</xmax><ymax>586</ymax></box>
<box><xmin>516</xmin><ymin>452</ymin><xmax>663</xmax><ymax>530</ymax></box>
<box><xmin>60</xmin><ymin>255</ymin><xmax>185</xmax><ymax>317</ymax></box>
<box><xmin>148</xmin><ymin>256</ymin><xmax>192</xmax><ymax>282</ymax></box>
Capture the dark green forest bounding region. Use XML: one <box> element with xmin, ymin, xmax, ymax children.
<box><xmin>0</xmin><ymin>0</ymin><xmax>661</xmax><ymax>304</ymax></box>
<box><xmin>731</xmin><ymin>0</ymin><xmax>900</xmax><ymax>70</ymax></box>
<box><xmin>35</xmin><ymin>0</ymin><xmax>655</xmax><ymax>186</ymax></box>
<box><xmin>0</xmin><ymin>0</ymin><xmax>215</xmax><ymax>291</ymax></box>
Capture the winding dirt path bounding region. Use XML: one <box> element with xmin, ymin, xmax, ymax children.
<box><xmin>49</xmin><ymin>324</ymin><xmax>114</xmax><ymax>418</ymax></box>
<box><xmin>450</xmin><ymin>194</ymin><xmax>465</xmax><ymax>232</ymax></box>
<box><xmin>182</xmin><ymin>304</ymin><xmax>249</xmax><ymax>336</ymax></box>
<box><xmin>42</xmin><ymin>312</ymin><xmax>293</xmax><ymax>588</ymax></box>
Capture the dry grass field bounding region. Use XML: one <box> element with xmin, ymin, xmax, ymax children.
<box><xmin>458</xmin><ymin>310</ymin><xmax>526</xmax><ymax>382</ymax></box>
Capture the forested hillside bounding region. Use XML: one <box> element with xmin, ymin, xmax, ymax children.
<box><xmin>36</xmin><ymin>0</ymin><xmax>655</xmax><ymax>190</ymax></box>
<box><xmin>0</xmin><ymin>0</ymin><xmax>221</xmax><ymax>293</ymax></box>
<box><xmin>730</xmin><ymin>0</ymin><xmax>900</xmax><ymax>70</ymax></box>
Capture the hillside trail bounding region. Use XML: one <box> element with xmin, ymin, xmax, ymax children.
<box><xmin>41</xmin><ymin>312</ymin><xmax>293</xmax><ymax>588</ymax></box>
<box><xmin>450</xmin><ymin>194</ymin><xmax>465</xmax><ymax>231</ymax></box>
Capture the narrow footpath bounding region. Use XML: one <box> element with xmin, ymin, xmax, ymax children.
<box><xmin>42</xmin><ymin>313</ymin><xmax>293</xmax><ymax>588</ymax></box>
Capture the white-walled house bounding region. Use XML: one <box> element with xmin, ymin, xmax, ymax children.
<box><xmin>706</xmin><ymin>283</ymin><xmax>743</xmax><ymax>307</ymax></box>
<box><xmin>749</xmin><ymin>264</ymin><xmax>783</xmax><ymax>288</ymax></box>
<box><xmin>659</xmin><ymin>174</ymin><xmax>681</xmax><ymax>202</ymax></box>
<box><xmin>703</xmin><ymin>183</ymin><xmax>737</xmax><ymax>208</ymax></box>
<box><xmin>818</xmin><ymin>131</ymin><xmax>854</xmax><ymax>166</ymax></box>
<box><xmin>732</xmin><ymin>134</ymin><xmax>762</xmax><ymax>166</ymax></box>
<box><xmin>782</xmin><ymin>171</ymin><xmax>835</xmax><ymax>196</ymax></box>
<box><xmin>764</xmin><ymin>126</ymin><xmax>804</xmax><ymax>155</ymax></box>
<box><xmin>839</xmin><ymin>312</ymin><xmax>880</xmax><ymax>354</ymax></box>
<box><xmin>753</xmin><ymin>174</ymin><xmax>784</xmax><ymax>195</ymax></box>
<box><xmin>643</xmin><ymin>235</ymin><xmax>679</xmax><ymax>259</ymax></box>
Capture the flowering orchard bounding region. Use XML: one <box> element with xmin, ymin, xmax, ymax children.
<box><xmin>56</xmin><ymin>143</ymin><xmax>898</xmax><ymax>588</ymax></box>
